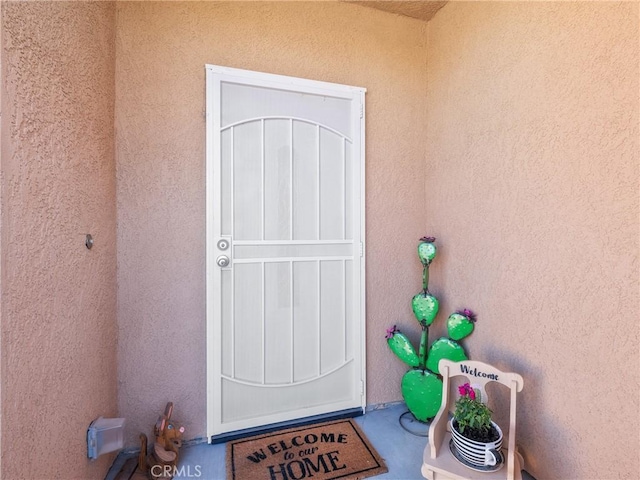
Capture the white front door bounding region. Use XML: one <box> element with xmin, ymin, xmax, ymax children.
<box><xmin>206</xmin><ymin>65</ymin><xmax>366</xmax><ymax>438</ymax></box>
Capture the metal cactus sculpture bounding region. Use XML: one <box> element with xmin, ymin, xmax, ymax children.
<box><xmin>386</xmin><ymin>237</ymin><xmax>477</xmax><ymax>422</ymax></box>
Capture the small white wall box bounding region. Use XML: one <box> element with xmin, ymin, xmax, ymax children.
<box><xmin>87</xmin><ymin>417</ymin><xmax>125</xmax><ymax>460</ymax></box>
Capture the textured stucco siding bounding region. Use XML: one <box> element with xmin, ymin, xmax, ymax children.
<box><xmin>115</xmin><ymin>1</ymin><xmax>428</xmax><ymax>446</ymax></box>
<box><xmin>425</xmin><ymin>2</ymin><xmax>639</xmax><ymax>479</ymax></box>
<box><xmin>1</xmin><ymin>2</ymin><xmax>117</xmax><ymax>478</ymax></box>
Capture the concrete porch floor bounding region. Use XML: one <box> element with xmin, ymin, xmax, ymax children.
<box><xmin>108</xmin><ymin>402</ymin><xmax>429</xmax><ymax>480</ymax></box>
<box><xmin>107</xmin><ymin>402</ymin><xmax>540</xmax><ymax>480</ymax></box>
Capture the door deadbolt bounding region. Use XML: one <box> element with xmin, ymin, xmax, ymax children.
<box><xmin>216</xmin><ymin>255</ymin><xmax>230</xmax><ymax>267</ymax></box>
<box><xmin>217</xmin><ymin>239</ymin><xmax>229</xmax><ymax>250</ymax></box>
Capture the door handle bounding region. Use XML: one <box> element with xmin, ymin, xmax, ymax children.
<box><xmin>216</xmin><ymin>255</ymin><xmax>230</xmax><ymax>268</ymax></box>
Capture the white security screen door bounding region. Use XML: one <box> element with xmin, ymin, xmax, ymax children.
<box><xmin>206</xmin><ymin>65</ymin><xmax>366</xmax><ymax>438</ymax></box>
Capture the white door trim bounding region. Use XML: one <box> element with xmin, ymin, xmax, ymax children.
<box><xmin>205</xmin><ymin>65</ymin><xmax>366</xmax><ymax>440</ymax></box>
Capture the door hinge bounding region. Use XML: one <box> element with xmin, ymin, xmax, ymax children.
<box><xmin>359</xmin><ymin>103</ymin><xmax>363</xmax><ymax>119</ymax></box>
<box><xmin>359</xmin><ymin>242</ymin><xmax>363</xmax><ymax>257</ymax></box>
<box><xmin>360</xmin><ymin>380</ymin><xmax>365</xmax><ymax>396</ymax></box>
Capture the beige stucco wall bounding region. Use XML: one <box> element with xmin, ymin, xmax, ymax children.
<box><xmin>0</xmin><ymin>1</ymin><xmax>635</xmax><ymax>477</ymax></box>
<box><xmin>426</xmin><ymin>2</ymin><xmax>639</xmax><ymax>479</ymax></box>
<box><xmin>115</xmin><ymin>1</ymin><xmax>429</xmax><ymax>445</ymax></box>
<box><xmin>1</xmin><ymin>2</ymin><xmax>117</xmax><ymax>478</ymax></box>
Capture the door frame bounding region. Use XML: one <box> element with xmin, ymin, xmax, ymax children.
<box><xmin>205</xmin><ymin>64</ymin><xmax>366</xmax><ymax>440</ymax></box>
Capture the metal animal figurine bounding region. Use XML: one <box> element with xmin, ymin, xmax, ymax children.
<box><xmin>139</xmin><ymin>402</ymin><xmax>185</xmax><ymax>479</ymax></box>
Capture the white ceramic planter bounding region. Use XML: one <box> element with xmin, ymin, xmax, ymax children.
<box><xmin>450</xmin><ymin>418</ymin><xmax>503</xmax><ymax>468</ymax></box>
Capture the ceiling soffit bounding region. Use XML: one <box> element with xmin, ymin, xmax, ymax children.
<box><xmin>346</xmin><ymin>1</ymin><xmax>447</xmax><ymax>22</ymax></box>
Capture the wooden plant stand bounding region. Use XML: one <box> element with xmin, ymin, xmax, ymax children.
<box><xmin>421</xmin><ymin>359</ymin><xmax>524</xmax><ymax>480</ymax></box>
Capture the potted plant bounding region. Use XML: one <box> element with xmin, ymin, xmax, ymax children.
<box><xmin>450</xmin><ymin>383</ymin><xmax>504</xmax><ymax>470</ymax></box>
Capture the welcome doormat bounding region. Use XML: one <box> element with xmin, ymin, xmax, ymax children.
<box><xmin>226</xmin><ymin>419</ymin><xmax>388</xmax><ymax>480</ymax></box>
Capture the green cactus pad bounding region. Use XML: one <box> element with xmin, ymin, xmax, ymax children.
<box><xmin>426</xmin><ymin>337</ymin><xmax>468</xmax><ymax>375</ymax></box>
<box><xmin>418</xmin><ymin>242</ymin><xmax>437</xmax><ymax>264</ymax></box>
<box><xmin>446</xmin><ymin>313</ymin><xmax>474</xmax><ymax>340</ymax></box>
<box><xmin>387</xmin><ymin>332</ymin><xmax>419</xmax><ymax>367</ymax></box>
<box><xmin>412</xmin><ymin>292</ymin><xmax>439</xmax><ymax>325</ymax></box>
<box><xmin>401</xmin><ymin>369</ymin><xmax>443</xmax><ymax>422</ymax></box>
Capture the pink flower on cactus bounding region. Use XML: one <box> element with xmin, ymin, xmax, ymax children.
<box><xmin>385</xmin><ymin>325</ymin><xmax>399</xmax><ymax>339</ymax></box>
<box><xmin>456</xmin><ymin>308</ymin><xmax>477</xmax><ymax>323</ymax></box>
<box><xmin>420</xmin><ymin>236</ymin><xmax>436</xmax><ymax>243</ymax></box>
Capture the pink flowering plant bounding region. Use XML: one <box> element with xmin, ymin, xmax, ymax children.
<box><xmin>453</xmin><ymin>383</ymin><xmax>492</xmax><ymax>436</ymax></box>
